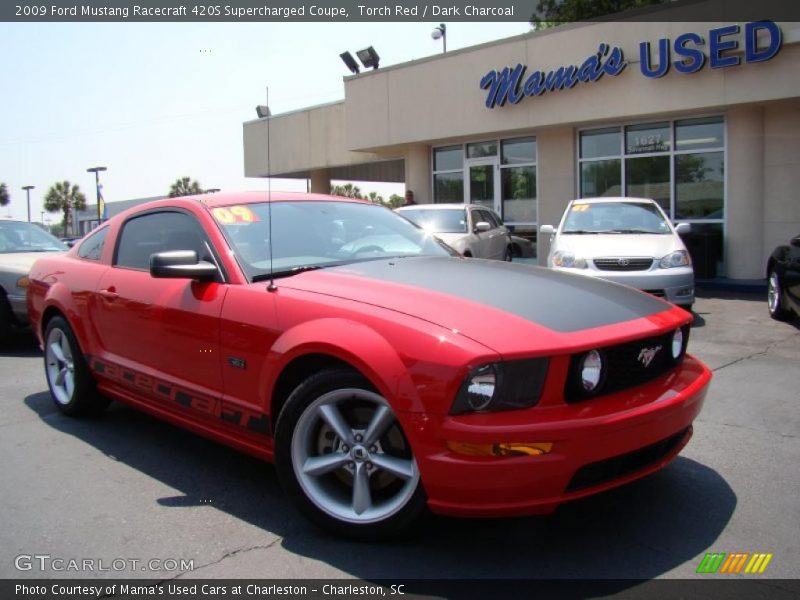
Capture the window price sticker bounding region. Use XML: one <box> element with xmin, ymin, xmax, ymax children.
<box><xmin>212</xmin><ymin>206</ymin><xmax>260</xmax><ymax>223</ymax></box>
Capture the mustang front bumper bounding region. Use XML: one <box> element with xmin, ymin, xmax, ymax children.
<box><xmin>407</xmin><ymin>354</ymin><xmax>710</xmax><ymax>517</ymax></box>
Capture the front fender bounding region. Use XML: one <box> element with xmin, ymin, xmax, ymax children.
<box><xmin>263</xmin><ymin>317</ymin><xmax>424</xmax><ymax>413</ymax></box>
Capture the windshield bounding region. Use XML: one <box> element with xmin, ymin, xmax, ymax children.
<box><xmin>562</xmin><ymin>201</ymin><xmax>671</xmax><ymax>234</ymax></box>
<box><xmin>398</xmin><ymin>208</ymin><xmax>468</xmax><ymax>234</ymax></box>
<box><xmin>212</xmin><ymin>201</ymin><xmax>455</xmax><ymax>281</ymax></box>
<box><xmin>0</xmin><ymin>221</ymin><xmax>67</xmax><ymax>253</ymax></box>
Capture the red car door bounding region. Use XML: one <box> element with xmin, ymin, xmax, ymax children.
<box><xmin>91</xmin><ymin>210</ymin><xmax>227</xmax><ymax>407</ymax></box>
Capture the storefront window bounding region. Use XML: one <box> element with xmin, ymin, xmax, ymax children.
<box><xmin>580</xmin><ymin>127</ymin><xmax>620</xmax><ymax>159</ymax></box>
<box><xmin>433</xmin><ymin>172</ymin><xmax>463</xmax><ymax>204</ymax></box>
<box><xmin>466</xmin><ymin>141</ymin><xmax>497</xmax><ymax>159</ymax></box>
<box><xmin>675</xmin><ymin>152</ymin><xmax>724</xmax><ymax>219</ymax></box>
<box><xmin>433</xmin><ymin>146</ymin><xmax>463</xmax><ymax>171</ymax></box>
<box><xmin>501</xmin><ymin>166</ymin><xmax>536</xmax><ymax>222</ymax></box>
<box><xmin>625</xmin><ymin>155</ymin><xmax>670</xmax><ymax>211</ymax></box>
<box><xmin>675</xmin><ymin>117</ymin><xmax>724</xmax><ymax>151</ymax></box>
<box><xmin>469</xmin><ymin>165</ymin><xmax>494</xmax><ymax>210</ymax></box>
<box><xmin>501</xmin><ymin>137</ymin><xmax>536</xmax><ymax>164</ymax></box>
<box><xmin>581</xmin><ymin>159</ymin><xmax>621</xmax><ymax>197</ymax></box>
<box><xmin>625</xmin><ymin>122</ymin><xmax>671</xmax><ymax>154</ymax></box>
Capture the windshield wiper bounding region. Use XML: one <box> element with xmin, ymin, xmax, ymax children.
<box><xmin>605</xmin><ymin>229</ymin><xmax>660</xmax><ymax>234</ymax></box>
<box><xmin>562</xmin><ymin>230</ymin><xmax>600</xmax><ymax>234</ymax></box>
<box><xmin>252</xmin><ymin>265</ymin><xmax>323</xmax><ymax>282</ymax></box>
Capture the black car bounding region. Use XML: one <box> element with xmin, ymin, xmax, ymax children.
<box><xmin>767</xmin><ymin>233</ymin><xmax>800</xmax><ymax>321</ymax></box>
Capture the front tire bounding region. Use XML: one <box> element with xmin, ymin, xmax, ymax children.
<box><xmin>274</xmin><ymin>369</ymin><xmax>427</xmax><ymax>540</ymax></box>
<box><xmin>768</xmin><ymin>269</ymin><xmax>790</xmax><ymax>321</ymax></box>
<box><xmin>44</xmin><ymin>316</ymin><xmax>109</xmax><ymax>416</ymax></box>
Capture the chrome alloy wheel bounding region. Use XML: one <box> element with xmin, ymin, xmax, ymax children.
<box><xmin>291</xmin><ymin>388</ymin><xmax>419</xmax><ymax>524</ymax></box>
<box><xmin>768</xmin><ymin>271</ymin><xmax>781</xmax><ymax>314</ymax></box>
<box><xmin>45</xmin><ymin>326</ymin><xmax>76</xmax><ymax>406</ymax></box>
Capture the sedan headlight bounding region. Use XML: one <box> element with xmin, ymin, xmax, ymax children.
<box><xmin>659</xmin><ymin>250</ymin><xmax>691</xmax><ymax>269</ymax></box>
<box><xmin>450</xmin><ymin>358</ymin><xmax>549</xmax><ymax>415</ymax></box>
<box><xmin>552</xmin><ymin>251</ymin><xmax>587</xmax><ymax>269</ymax></box>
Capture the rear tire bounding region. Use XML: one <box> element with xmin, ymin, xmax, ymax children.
<box><xmin>768</xmin><ymin>269</ymin><xmax>790</xmax><ymax>321</ymax></box>
<box><xmin>274</xmin><ymin>368</ymin><xmax>427</xmax><ymax>540</ymax></box>
<box><xmin>44</xmin><ymin>316</ymin><xmax>109</xmax><ymax>417</ymax></box>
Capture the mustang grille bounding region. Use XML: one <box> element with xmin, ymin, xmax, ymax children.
<box><xmin>593</xmin><ymin>257</ymin><xmax>654</xmax><ymax>271</ymax></box>
<box><xmin>566</xmin><ymin>427</ymin><xmax>690</xmax><ymax>492</ymax></box>
<box><xmin>565</xmin><ymin>326</ymin><xmax>690</xmax><ymax>403</ymax></box>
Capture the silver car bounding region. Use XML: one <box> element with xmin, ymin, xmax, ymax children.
<box><xmin>0</xmin><ymin>220</ymin><xmax>66</xmax><ymax>340</ymax></box>
<box><xmin>540</xmin><ymin>197</ymin><xmax>694</xmax><ymax>308</ymax></box>
<box><xmin>396</xmin><ymin>204</ymin><xmax>512</xmax><ymax>261</ymax></box>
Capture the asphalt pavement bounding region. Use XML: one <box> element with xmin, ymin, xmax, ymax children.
<box><xmin>1</xmin><ymin>290</ymin><xmax>798</xmax><ymax>582</ymax></box>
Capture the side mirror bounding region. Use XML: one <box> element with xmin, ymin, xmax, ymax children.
<box><xmin>474</xmin><ymin>221</ymin><xmax>491</xmax><ymax>233</ymax></box>
<box><xmin>790</xmin><ymin>235</ymin><xmax>800</xmax><ymax>248</ymax></box>
<box><xmin>675</xmin><ymin>222</ymin><xmax>691</xmax><ymax>235</ymax></box>
<box><xmin>150</xmin><ymin>250</ymin><xmax>218</xmax><ymax>282</ymax></box>
<box><xmin>539</xmin><ymin>224</ymin><xmax>555</xmax><ymax>235</ymax></box>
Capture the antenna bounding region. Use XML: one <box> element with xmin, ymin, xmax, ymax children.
<box><xmin>265</xmin><ymin>86</ymin><xmax>276</xmax><ymax>292</ymax></box>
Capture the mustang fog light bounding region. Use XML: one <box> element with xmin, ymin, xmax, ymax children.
<box><xmin>446</xmin><ymin>441</ymin><xmax>553</xmax><ymax>457</ymax></box>
<box><xmin>671</xmin><ymin>328</ymin><xmax>684</xmax><ymax>359</ymax></box>
<box><xmin>580</xmin><ymin>350</ymin><xmax>604</xmax><ymax>392</ymax></box>
<box><xmin>16</xmin><ymin>276</ymin><xmax>30</xmax><ymax>289</ymax></box>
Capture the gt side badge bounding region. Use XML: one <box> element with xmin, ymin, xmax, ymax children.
<box><xmin>228</xmin><ymin>357</ymin><xmax>247</xmax><ymax>370</ymax></box>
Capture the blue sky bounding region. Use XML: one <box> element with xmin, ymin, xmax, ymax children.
<box><xmin>0</xmin><ymin>21</ymin><xmax>531</xmax><ymax>222</ymax></box>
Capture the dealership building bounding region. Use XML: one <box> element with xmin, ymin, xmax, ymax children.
<box><xmin>243</xmin><ymin>13</ymin><xmax>800</xmax><ymax>281</ymax></box>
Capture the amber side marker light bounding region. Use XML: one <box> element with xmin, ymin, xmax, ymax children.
<box><xmin>446</xmin><ymin>441</ymin><xmax>553</xmax><ymax>457</ymax></box>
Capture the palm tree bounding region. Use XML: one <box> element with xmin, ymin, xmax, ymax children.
<box><xmin>169</xmin><ymin>177</ymin><xmax>203</xmax><ymax>198</ymax></box>
<box><xmin>330</xmin><ymin>183</ymin><xmax>363</xmax><ymax>199</ymax></box>
<box><xmin>0</xmin><ymin>183</ymin><xmax>9</xmax><ymax>208</ymax></box>
<box><xmin>44</xmin><ymin>181</ymin><xmax>86</xmax><ymax>236</ymax></box>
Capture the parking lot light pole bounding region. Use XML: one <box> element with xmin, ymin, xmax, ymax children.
<box><xmin>22</xmin><ymin>185</ymin><xmax>35</xmax><ymax>223</ymax></box>
<box><xmin>87</xmin><ymin>166</ymin><xmax>107</xmax><ymax>223</ymax></box>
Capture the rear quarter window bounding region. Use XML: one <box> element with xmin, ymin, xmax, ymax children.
<box><xmin>77</xmin><ymin>227</ymin><xmax>109</xmax><ymax>261</ymax></box>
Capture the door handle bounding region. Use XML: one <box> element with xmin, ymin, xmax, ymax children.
<box><xmin>98</xmin><ymin>287</ymin><xmax>119</xmax><ymax>301</ymax></box>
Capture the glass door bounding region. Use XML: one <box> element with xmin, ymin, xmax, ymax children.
<box><xmin>465</xmin><ymin>157</ymin><xmax>499</xmax><ymax>213</ymax></box>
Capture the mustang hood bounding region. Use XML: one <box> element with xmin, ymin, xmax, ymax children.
<box><xmin>281</xmin><ymin>257</ymin><xmax>683</xmax><ymax>356</ymax></box>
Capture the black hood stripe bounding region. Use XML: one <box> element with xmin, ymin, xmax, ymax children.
<box><xmin>329</xmin><ymin>257</ymin><xmax>668</xmax><ymax>333</ymax></box>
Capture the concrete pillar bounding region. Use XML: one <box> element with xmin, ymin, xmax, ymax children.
<box><xmin>536</xmin><ymin>127</ymin><xmax>577</xmax><ymax>265</ymax></box>
<box><xmin>309</xmin><ymin>168</ymin><xmax>331</xmax><ymax>194</ymax></box>
<box><xmin>404</xmin><ymin>144</ymin><xmax>431</xmax><ymax>203</ymax></box>
<box><xmin>726</xmin><ymin>106</ymin><xmax>765</xmax><ymax>280</ymax></box>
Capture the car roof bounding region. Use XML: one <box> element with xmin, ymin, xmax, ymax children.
<box><xmin>199</xmin><ymin>191</ymin><xmax>371</xmax><ymax>208</ymax></box>
<box><xmin>570</xmin><ymin>197</ymin><xmax>656</xmax><ymax>205</ymax></box>
<box><xmin>396</xmin><ymin>204</ymin><xmax>490</xmax><ymax>211</ymax></box>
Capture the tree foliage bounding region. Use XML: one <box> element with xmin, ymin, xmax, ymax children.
<box><xmin>44</xmin><ymin>181</ymin><xmax>86</xmax><ymax>236</ymax></box>
<box><xmin>531</xmin><ymin>0</ymin><xmax>667</xmax><ymax>29</ymax></box>
<box><xmin>330</xmin><ymin>183</ymin><xmax>363</xmax><ymax>199</ymax></box>
<box><xmin>0</xmin><ymin>183</ymin><xmax>9</xmax><ymax>207</ymax></box>
<box><xmin>169</xmin><ymin>177</ymin><xmax>203</xmax><ymax>198</ymax></box>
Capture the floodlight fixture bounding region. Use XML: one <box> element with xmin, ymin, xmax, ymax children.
<box><xmin>256</xmin><ymin>105</ymin><xmax>271</xmax><ymax>118</ymax></box>
<box><xmin>339</xmin><ymin>51</ymin><xmax>360</xmax><ymax>75</ymax></box>
<box><xmin>356</xmin><ymin>46</ymin><xmax>380</xmax><ymax>70</ymax></box>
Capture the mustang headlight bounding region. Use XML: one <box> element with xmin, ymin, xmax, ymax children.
<box><xmin>580</xmin><ymin>349</ymin><xmax>604</xmax><ymax>392</ymax></box>
<box><xmin>450</xmin><ymin>358</ymin><xmax>549</xmax><ymax>415</ymax></box>
<box><xmin>659</xmin><ymin>250</ymin><xmax>691</xmax><ymax>269</ymax></box>
<box><xmin>552</xmin><ymin>251</ymin><xmax>587</xmax><ymax>269</ymax></box>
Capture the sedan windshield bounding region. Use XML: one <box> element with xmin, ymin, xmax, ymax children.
<box><xmin>0</xmin><ymin>221</ymin><xmax>67</xmax><ymax>253</ymax></box>
<box><xmin>562</xmin><ymin>202</ymin><xmax>671</xmax><ymax>234</ymax></box>
<box><xmin>398</xmin><ymin>208</ymin><xmax>468</xmax><ymax>234</ymax></box>
<box><xmin>213</xmin><ymin>201</ymin><xmax>454</xmax><ymax>281</ymax></box>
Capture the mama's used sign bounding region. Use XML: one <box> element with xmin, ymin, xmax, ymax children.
<box><xmin>480</xmin><ymin>21</ymin><xmax>782</xmax><ymax>109</ymax></box>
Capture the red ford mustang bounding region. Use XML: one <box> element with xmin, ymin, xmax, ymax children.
<box><xmin>27</xmin><ymin>193</ymin><xmax>711</xmax><ymax>539</ymax></box>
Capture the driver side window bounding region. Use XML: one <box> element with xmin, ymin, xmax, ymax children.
<box><xmin>115</xmin><ymin>211</ymin><xmax>210</xmax><ymax>270</ymax></box>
